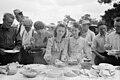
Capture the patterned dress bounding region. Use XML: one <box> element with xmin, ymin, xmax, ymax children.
<box><xmin>44</xmin><ymin>37</ymin><xmax>68</xmax><ymax>65</ymax></box>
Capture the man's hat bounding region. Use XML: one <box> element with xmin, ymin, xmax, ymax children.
<box><xmin>81</xmin><ymin>20</ymin><xmax>90</xmax><ymax>25</ymax></box>
<box><xmin>13</xmin><ymin>9</ymin><xmax>23</xmax><ymax>15</ymax></box>
<box><xmin>23</xmin><ymin>18</ymin><xmax>33</xmax><ymax>27</ymax></box>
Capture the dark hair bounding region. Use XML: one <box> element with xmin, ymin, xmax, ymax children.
<box><xmin>3</xmin><ymin>13</ymin><xmax>14</xmax><ymax>21</ymax></box>
<box><xmin>34</xmin><ymin>21</ymin><xmax>45</xmax><ymax>30</ymax></box>
<box><xmin>54</xmin><ymin>23</ymin><xmax>67</xmax><ymax>38</ymax></box>
<box><xmin>72</xmin><ymin>22</ymin><xmax>82</xmax><ymax>36</ymax></box>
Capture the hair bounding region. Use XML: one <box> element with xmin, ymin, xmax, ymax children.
<box><xmin>34</xmin><ymin>21</ymin><xmax>45</xmax><ymax>30</ymax></box>
<box><xmin>54</xmin><ymin>23</ymin><xmax>67</xmax><ymax>38</ymax></box>
<box><xmin>3</xmin><ymin>13</ymin><xmax>14</xmax><ymax>21</ymax></box>
<box><xmin>72</xmin><ymin>22</ymin><xmax>82</xmax><ymax>36</ymax></box>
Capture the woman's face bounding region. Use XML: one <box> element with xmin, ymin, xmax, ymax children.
<box><xmin>71</xmin><ymin>27</ymin><xmax>80</xmax><ymax>37</ymax></box>
<box><xmin>56</xmin><ymin>27</ymin><xmax>65</xmax><ymax>38</ymax></box>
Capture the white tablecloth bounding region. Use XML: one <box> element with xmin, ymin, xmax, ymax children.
<box><xmin>0</xmin><ymin>65</ymin><xmax>120</xmax><ymax>80</ymax></box>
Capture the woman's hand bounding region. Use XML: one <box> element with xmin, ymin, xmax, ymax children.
<box><xmin>44</xmin><ymin>54</ymin><xmax>51</xmax><ymax>63</ymax></box>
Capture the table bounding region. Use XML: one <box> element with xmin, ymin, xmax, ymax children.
<box><xmin>0</xmin><ymin>65</ymin><xmax>120</xmax><ymax>80</ymax></box>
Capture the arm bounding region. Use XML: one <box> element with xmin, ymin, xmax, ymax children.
<box><xmin>91</xmin><ymin>38</ymin><xmax>105</xmax><ymax>59</ymax></box>
<box><xmin>83</xmin><ymin>40</ymin><xmax>92</xmax><ymax>60</ymax></box>
<box><xmin>14</xmin><ymin>29</ymin><xmax>22</xmax><ymax>50</ymax></box>
<box><xmin>44</xmin><ymin>38</ymin><xmax>53</xmax><ymax>60</ymax></box>
<box><xmin>89</xmin><ymin>32</ymin><xmax>95</xmax><ymax>47</ymax></box>
<box><xmin>61</xmin><ymin>38</ymin><xmax>69</xmax><ymax>61</ymax></box>
<box><xmin>104</xmin><ymin>35</ymin><xmax>112</xmax><ymax>50</ymax></box>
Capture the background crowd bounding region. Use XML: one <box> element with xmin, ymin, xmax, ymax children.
<box><xmin>0</xmin><ymin>9</ymin><xmax>120</xmax><ymax>66</ymax></box>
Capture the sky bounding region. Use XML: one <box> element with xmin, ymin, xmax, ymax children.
<box><xmin>0</xmin><ymin>0</ymin><xmax>114</xmax><ymax>24</ymax></box>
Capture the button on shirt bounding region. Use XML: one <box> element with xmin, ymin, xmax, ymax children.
<box><xmin>22</xmin><ymin>29</ymin><xmax>33</xmax><ymax>47</ymax></box>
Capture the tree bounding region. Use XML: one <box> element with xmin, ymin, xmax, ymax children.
<box><xmin>101</xmin><ymin>1</ymin><xmax>120</xmax><ymax>29</ymax></box>
<box><xmin>98</xmin><ymin>0</ymin><xmax>116</xmax><ymax>4</ymax></box>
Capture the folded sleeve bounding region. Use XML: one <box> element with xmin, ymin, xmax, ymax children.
<box><xmin>83</xmin><ymin>40</ymin><xmax>92</xmax><ymax>59</ymax></box>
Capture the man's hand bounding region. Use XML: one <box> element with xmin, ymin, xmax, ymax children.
<box><xmin>61</xmin><ymin>55</ymin><xmax>68</xmax><ymax>62</ymax></box>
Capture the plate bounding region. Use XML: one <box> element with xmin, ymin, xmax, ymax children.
<box><xmin>106</xmin><ymin>50</ymin><xmax>120</xmax><ymax>55</ymax></box>
<box><xmin>4</xmin><ymin>50</ymin><xmax>20</xmax><ymax>53</ymax></box>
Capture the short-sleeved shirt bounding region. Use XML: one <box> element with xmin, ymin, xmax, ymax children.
<box><xmin>92</xmin><ymin>34</ymin><xmax>106</xmax><ymax>53</ymax></box>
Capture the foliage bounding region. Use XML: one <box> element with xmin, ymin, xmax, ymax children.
<box><xmin>98</xmin><ymin>0</ymin><xmax>114</xmax><ymax>4</ymax></box>
<box><xmin>101</xmin><ymin>1</ymin><xmax>120</xmax><ymax>29</ymax></box>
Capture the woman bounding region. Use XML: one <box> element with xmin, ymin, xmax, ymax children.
<box><xmin>68</xmin><ymin>23</ymin><xmax>92</xmax><ymax>63</ymax></box>
<box><xmin>44</xmin><ymin>24</ymin><xmax>68</xmax><ymax>65</ymax></box>
<box><xmin>31</xmin><ymin>21</ymin><xmax>52</xmax><ymax>64</ymax></box>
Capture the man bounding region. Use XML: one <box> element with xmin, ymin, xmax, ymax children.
<box><xmin>81</xmin><ymin>20</ymin><xmax>95</xmax><ymax>47</ymax></box>
<box><xmin>13</xmin><ymin>9</ymin><xmax>28</xmax><ymax>37</ymax></box>
<box><xmin>104</xmin><ymin>17</ymin><xmax>120</xmax><ymax>65</ymax></box>
<box><xmin>91</xmin><ymin>22</ymin><xmax>114</xmax><ymax>65</ymax></box>
<box><xmin>81</xmin><ymin>20</ymin><xmax>95</xmax><ymax>63</ymax></box>
<box><xmin>20</xmin><ymin>18</ymin><xmax>34</xmax><ymax>64</ymax></box>
<box><xmin>0</xmin><ymin>13</ymin><xmax>22</xmax><ymax>65</ymax></box>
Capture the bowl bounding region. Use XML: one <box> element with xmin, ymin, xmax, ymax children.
<box><xmin>80</xmin><ymin>62</ymin><xmax>92</xmax><ymax>70</ymax></box>
<box><xmin>21</xmin><ymin>71</ymin><xmax>37</xmax><ymax>78</ymax></box>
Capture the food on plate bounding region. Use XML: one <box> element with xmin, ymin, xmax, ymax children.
<box><xmin>46</xmin><ymin>69</ymin><xmax>63</xmax><ymax>78</ymax></box>
<box><xmin>80</xmin><ymin>62</ymin><xmax>92</xmax><ymax>70</ymax></box>
<box><xmin>23</xmin><ymin>64</ymin><xmax>47</xmax><ymax>73</ymax></box>
<box><xmin>0</xmin><ymin>62</ymin><xmax>19</xmax><ymax>75</ymax></box>
<box><xmin>7</xmin><ymin>63</ymin><xmax>18</xmax><ymax>75</ymax></box>
<box><xmin>54</xmin><ymin>59</ymin><xmax>66</xmax><ymax>67</ymax></box>
<box><xmin>98</xmin><ymin>63</ymin><xmax>115</xmax><ymax>70</ymax></box>
<box><xmin>64</xmin><ymin>72</ymin><xmax>77</xmax><ymax>77</ymax></box>
<box><xmin>83</xmin><ymin>58</ymin><xmax>91</xmax><ymax>62</ymax></box>
<box><xmin>90</xmin><ymin>67</ymin><xmax>100</xmax><ymax>77</ymax></box>
<box><xmin>0</xmin><ymin>67</ymin><xmax>7</xmax><ymax>74</ymax></box>
<box><xmin>99</xmin><ymin>69</ymin><xmax>115</xmax><ymax>77</ymax></box>
<box><xmin>72</xmin><ymin>70</ymin><xmax>81</xmax><ymax>75</ymax></box>
<box><xmin>20</xmin><ymin>70</ymin><xmax>38</xmax><ymax>78</ymax></box>
<box><xmin>68</xmin><ymin>58</ymin><xmax>78</xmax><ymax>65</ymax></box>
<box><xmin>90</xmin><ymin>64</ymin><xmax>115</xmax><ymax>77</ymax></box>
